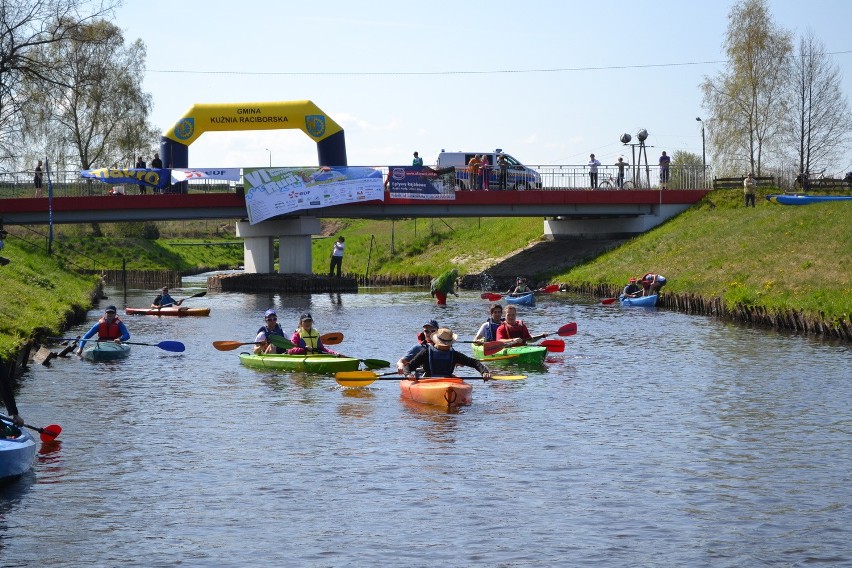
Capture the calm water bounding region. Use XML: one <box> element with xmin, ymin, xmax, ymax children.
<box><xmin>1</xmin><ymin>277</ymin><xmax>850</xmax><ymax>567</ymax></box>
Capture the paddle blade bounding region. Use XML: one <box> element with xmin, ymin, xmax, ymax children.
<box><xmin>157</xmin><ymin>341</ymin><xmax>186</xmax><ymax>352</ymax></box>
<box><xmin>212</xmin><ymin>341</ymin><xmax>251</xmax><ymax>351</ymax></box>
<box><xmin>491</xmin><ymin>375</ymin><xmax>527</xmax><ymax>381</ymax></box>
<box><xmin>557</xmin><ymin>322</ymin><xmax>578</xmax><ymax>336</ymax></box>
<box><xmin>539</xmin><ymin>339</ymin><xmax>565</xmax><ymax>352</ymax></box>
<box><xmin>483</xmin><ymin>341</ymin><xmax>505</xmax><ymax>356</ymax></box>
<box><xmin>321</xmin><ymin>332</ymin><xmax>344</xmax><ymax>345</ymax></box>
<box><xmin>267</xmin><ymin>335</ymin><xmax>295</xmax><ymax>350</ymax></box>
<box><xmin>601</xmin><ymin>298</ymin><xmax>617</xmax><ymax>305</ymax></box>
<box><xmin>335</xmin><ymin>370</ymin><xmax>380</xmax><ymax>387</ymax></box>
<box><xmin>538</xmin><ymin>284</ymin><xmax>560</xmax><ymax>294</ymax></box>
<box><xmin>191</xmin><ymin>291</ymin><xmax>207</xmax><ymax>299</ymax></box>
<box><xmin>40</xmin><ymin>424</ymin><xmax>62</xmax><ymax>442</ymax></box>
<box><xmin>362</xmin><ymin>358</ymin><xmax>390</xmax><ymax>370</ymax></box>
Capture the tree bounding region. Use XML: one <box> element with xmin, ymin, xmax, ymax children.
<box><xmin>788</xmin><ymin>30</ymin><xmax>852</xmax><ymax>178</ymax></box>
<box><xmin>669</xmin><ymin>151</ymin><xmax>704</xmax><ymax>189</ymax></box>
<box><xmin>700</xmin><ymin>0</ymin><xmax>793</xmax><ymax>176</ymax></box>
<box><xmin>0</xmin><ymin>0</ymin><xmax>116</xmax><ymax>169</ymax></box>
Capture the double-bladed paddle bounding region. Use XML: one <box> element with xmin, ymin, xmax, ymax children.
<box><xmin>481</xmin><ymin>322</ymin><xmax>577</xmax><ymax>356</ymax></box>
<box><xmin>49</xmin><ymin>337</ymin><xmax>185</xmax><ymax>352</ymax></box>
<box><xmin>1</xmin><ymin>413</ymin><xmax>62</xmax><ymax>442</ymax></box>
<box><xmin>334</xmin><ymin>370</ymin><xmax>527</xmax><ymax>388</ymax></box>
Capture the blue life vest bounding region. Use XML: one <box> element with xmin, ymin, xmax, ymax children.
<box><xmin>484</xmin><ymin>320</ymin><xmax>501</xmax><ymax>341</ymax></box>
<box><xmin>426</xmin><ymin>346</ymin><xmax>455</xmax><ymax>377</ymax></box>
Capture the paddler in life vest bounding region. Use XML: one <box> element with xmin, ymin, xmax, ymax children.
<box><xmin>430</xmin><ymin>268</ymin><xmax>459</xmax><ymax>305</ymax></box>
<box><xmin>396</xmin><ymin>319</ymin><xmax>439</xmax><ymax>373</ymax></box>
<box><xmin>622</xmin><ymin>277</ymin><xmax>642</xmax><ymax>299</ymax></box>
<box><xmin>403</xmin><ymin>327</ymin><xmax>491</xmax><ymax>381</ymax></box>
<box><xmin>151</xmin><ymin>286</ymin><xmax>184</xmax><ymax>309</ymax></box>
<box><xmin>506</xmin><ymin>276</ymin><xmax>532</xmax><ymax>296</ymax></box>
<box><xmin>495</xmin><ymin>305</ymin><xmax>546</xmax><ymax>347</ymax></box>
<box><xmin>473</xmin><ymin>304</ymin><xmax>503</xmax><ymax>343</ymax></box>
<box><xmin>76</xmin><ymin>305</ymin><xmax>130</xmax><ymax>355</ymax></box>
<box><xmin>254</xmin><ymin>309</ymin><xmax>286</xmax><ymax>354</ymax></box>
<box><xmin>287</xmin><ymin>313</ymin><xmax>338</xmax><ymax>355</ymax></box>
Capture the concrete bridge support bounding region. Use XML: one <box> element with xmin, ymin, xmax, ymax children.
<box><xmin>235</xmin><ymin>217</ymin><xmax>321</xmax><ymax>274</ymax></box>
<box><xmin>543</xmin><ymin>203</ymin><xmax>693</xmax><ymax>239</ymax></box>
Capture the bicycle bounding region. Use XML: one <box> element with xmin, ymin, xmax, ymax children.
<box><xmin>599</xmin><ymin>174</ymin><xmax>635</xmax><ymax>190</ymax></box>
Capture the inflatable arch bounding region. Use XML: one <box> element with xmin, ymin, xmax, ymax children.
<box><xmin>159</xmin><ymin>100</ymin><xmax>347</xmax><ymax>169</ymax></box>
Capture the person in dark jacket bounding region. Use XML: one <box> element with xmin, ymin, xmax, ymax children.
<box><xmin>403</xmin><ymin>327</ymin><xmax>491</xmax><ymax>381</ymax></box>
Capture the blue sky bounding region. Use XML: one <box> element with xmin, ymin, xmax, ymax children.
<box><xmin>114</xmin><ymin>0</ymin><xmax>852</xmax><ymax>173</ymax></box>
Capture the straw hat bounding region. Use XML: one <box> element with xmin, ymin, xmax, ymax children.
<box><xmin>431</xmin><ymin>328</ymin><xmax>457</xmax><ymax>348</ymax></box>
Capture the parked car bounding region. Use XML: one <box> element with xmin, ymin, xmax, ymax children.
<box><xmin>435</xmin><ymin>149</ymin><xmax>542</xmax><ymax>190</ymax></box>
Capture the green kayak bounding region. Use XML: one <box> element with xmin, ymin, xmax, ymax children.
<box><xmin>239</xmin><ymin>352</ymin><xmax>360</xmax><ymax>374</ymax></box>
<box><xmin>81</xmin><ymin>342</ymin><xmax>132</xmax><ymax>362</ymax></box>
<box><xmin>471</xmin><ymin>344</ymin><xmax>547</xmax><ymax>365</ymax></box>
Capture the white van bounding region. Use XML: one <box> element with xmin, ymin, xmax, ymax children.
<box><xmin>435</xmin><ymin>149</ymin><xmax>542</xmax><ymax>190</ymax></box>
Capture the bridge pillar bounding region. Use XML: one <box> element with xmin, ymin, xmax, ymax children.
<box><xmin>236</xmin><ymin>217</ymin><xmax>321</xmax><ymax>274</ymax></box>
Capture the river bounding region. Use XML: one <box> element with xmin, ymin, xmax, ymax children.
<box><xmin>1</xmin><ymin>276</ymin><xmax>850</xmax><ymax>567</ymax></box>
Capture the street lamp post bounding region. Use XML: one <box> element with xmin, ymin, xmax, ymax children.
<box><xmin>696</xmin><ymin>117</ymin><xmax>706</xmax><ymax>187</ymax></box>
<box><xmin>265</xmin><ymin>148</ymin><xmax>271</xmax><ymax>167</ymax></box>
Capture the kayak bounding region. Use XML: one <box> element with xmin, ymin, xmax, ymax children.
<box><xmin>81</xmin><ymin>342</ymin><xmax>132</xmax><ymax>362</ymax></box>
<box><xmin>505</xmin><ymin>293</ymin><xmax>535</xmax><ymax>307</ymax></box>
<box><xmin>399</xmin><ymin>378</ymin><xmax>472</xmax><ymax>409</ymax></box>
<box><xmin>767</xmin><ymin>194</ymin><xmax>852</xmax><ymax>205</ymax></box>
<box><xmin>471</xmin><ymin>343</ymin><xmax>547</xmax><ymax>365</ymax></box>
<box><xmin>239</xmin><ymin>353</ymin><xmax>360</xmax><ymax>374</ymax></box>
<box><xmin>0</xmin><ymin>429</ymin><xmax>36</xmax><ymax>481</ymax></box>
<box><xmin>125</xmin><ymin>307</ymin><xmax>211</xmax><ymax>316</ymax></box>
<box><xmin>620</xmin><ymin>294</ymin><xmax>658</xmax><ymax>307</ymax></box>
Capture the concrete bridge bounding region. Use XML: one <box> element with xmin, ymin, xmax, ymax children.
<box><xmin>0</xmin><ymin>189</ymin><xmax>709</xmax><ymax>273</ymax></box>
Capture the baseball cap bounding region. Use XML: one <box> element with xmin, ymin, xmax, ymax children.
<box><xmin>300</xmin><ymin>312</ymin><xmax>313</xmax><ymax>322</ymax></box>
<box><xmin>264</xmin><ymin>309</ymin><xmax>277</xmax><ymax>318</ymax></box>
<box><xmin>105</xmin><ymin>305</ymin><xmax>117</xmax><ymax>313</ymax></box>
<box><xmin>423</xmin><ymin>319</ymin><xmax>438</xmax><ymax>329</ymax></box>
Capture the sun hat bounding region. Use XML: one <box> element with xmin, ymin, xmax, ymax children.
<box><xmin>300</xmin><ymin>312</ymin><xmax>313</xmax><ymax>322</ymax></box>
<box><xmin>423</xmin><ymin>319</ymin><xmax>439</xmax><ymax>329</ymax></box>
<box><xmin>105</xmin><ymin>305</ymin><xmax>117</xmax><ymax>313</ymax></box>
<box><xmin>264</xmin><ymin>309</ymin><xmax>277</xmax><ymax>318</ymax></box>
<box><xmin>431</xmin><ymin>328</ymin><xmax>458</xmax><ymax>347</ymax></box>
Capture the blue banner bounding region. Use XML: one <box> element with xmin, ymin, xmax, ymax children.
<box><xmin>81</xmin><ymin>168</ymin><xmax>171</xmax><ymax>189</ymax></box>
<box><xmin>387</xmin><ymin>167</ymin><xmax>456</xmax><ymax>200</ymax></box>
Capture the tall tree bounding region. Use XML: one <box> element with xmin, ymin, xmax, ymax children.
<box><xmin>0</xmin><ymin>0</ymin><xmax>115</xmax><ymax>169</ymax></box>
<box><xmin>669</xmin><ymin>151</ymin><xmax>704</xmax><ymax>189</ymax></box>
<box><xmin>788</xmin><ymin>30</ymin><xmax>852</xmax><ymax>178</ymax></box>
<box><xmin>701</xmin><ymin>0</ymin><xmax>793</xmax><ymax>176</ymax></box>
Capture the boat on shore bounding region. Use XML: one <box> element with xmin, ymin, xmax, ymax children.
<box><xmin>0</xmin><ymin>429</ymin><xmax>36</xmax><ymax>481</ymax></box>
<box><xmin>81</xmin><ymin>342</ymin><xmax>132</xmax><ymax>362</ymax></box>
<box><xmin>766</xmin><ymin>194</ymin><xmax>852</xmax><ymax>205</ymax></box>
<box><xmin>505</xmin><ymin>293</ymin><xmax>535</xmax><ymax>307</ymax></box>
<box><xmin>239</xmin><ymin>352</ymin><xmax>360</xmax><ymax>374</ymax></box>
<box><xmin>620</xmin><ymin>294</ymin><xmax>658</xmax><ymax>307</ymax></box>
<box><xmin>399</xmin><ymin>378</ymin><xmax>472</xmax><ymax>409</ymax></box>
<box><xmin>125</xmin><ymin>307</ymin><xmax>211</xmax><ymax>316</ymax></box>
<box><xmin>471</xmin><ymin>344</ymin><xmax>547</xmax><ymax>365</ymax></box>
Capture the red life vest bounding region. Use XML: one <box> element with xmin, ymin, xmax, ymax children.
<box><xmin>97</xmin><ymin>317</ymin><xmax>123</xmax><ymax>340</ymax></box>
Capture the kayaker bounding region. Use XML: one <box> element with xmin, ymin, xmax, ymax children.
<box><xmin>403</xmin><ymin>327</ymin><xmax>491</xmax><ymax>381</ymax></box>
<box><xmin>622</xmin><ymin>277</ymin><xmax>642</xmax><ymax>298</ymax></box>
<box><xmin>506</xmin><ymin>276</ymin><xmax>532</xmax><ymax>296</ymax></box>
<box><xmin>287</xmin><ymin>313</ymin><xmax>338</xmax><ymax>355</ymax></box>
<box><xmin>474</xmin><ymin>304</ymin><xmax>504</xmax><ymax>343</ymax></box>
<box><xmin>396</xmin><ymin>319</ymin><xmax>439</xmax><ymax>373</ymax></box>
<box><xmin>496</xmin><ymin>305</ymin><xmax>545</xmax><ymax>347</ymax></box>
<box><xmin>0</xmin><ymin>359</ymin><xmax>24</xmax><ymax>427</ymax></box>
<box><xmin>430</xmin><ymin>268</ymin><xmax>459</xmax><ymax>305</ymax></box>
<box><xmin>640</xmin><ymin>273</ymin><xmax>667</xmax><ymax>296</ymax></box>
<box><xmin>151</xmin><ymin>287</ymin><xmax>184</xmax><ymax>309</ymax></box>
<box><xmin>254</xmin><ymin>309</ymin><xmax>287</xmax><ymax>354</ymax></box>
<box><xmin>76</xmin><ymin>305</ymin><xmax>130</xmax><ymax>355</ymax></box>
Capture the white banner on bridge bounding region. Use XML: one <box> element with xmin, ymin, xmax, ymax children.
<box><xmin>243</xmin><ymin>167</ymin><xmax>385</xmax><ymax>225</ymax></box>
<box><xmin>170</xmin><ymin>168</ymin><xmax>242</xmax><ymax>183</ymax></box>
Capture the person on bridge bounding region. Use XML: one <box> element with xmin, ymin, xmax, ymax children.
<box><xmin>254</xmin><ymin>309</ymin><xmax>287</xmax><ymax>354</ymax></box>
<box><xmin>659</xmin><ymin>151</ymin><xmax>671</xmax><ymax>189</ymax></box>
<box><xmin>412</xmin><ymin>151</ymin><xmax>423</xmax><ymax>167</ymax></box>
<box><xmin>622</xmin><ymin>277</ymin><xmax>642</xmax><ymax>299</ymax></box>
<box><xmin>135</xmin><ymin>156</ymin><xmax>147</xmax><ymax>194</ymax></box>
<box><xmin>151</xmin><ymin>287</ymin><xmax>184</xmax><ymax>309</ymax></box>
<box><xmin>287</xmin><ymin>313</ymin><xmax>337</xmax><ymax>355</ymax></box>
<box><xmin>34</xmin><ymin>160</ymin><xmax>44</xmax><ymax>198</ymax></box>
<box><xmin>76</xmin><ymin>305</ymin><xmax>130</xmax><ymax>355</ymax></box>
<box><xmin>588</xmin><ymin>154</ymin><xmax>601</xmax><ymax>188</ymax></box>
<box><xmin>467</xmin><ymin>155</ymin><xmax>481</xmax><ymax>190</ymax></box>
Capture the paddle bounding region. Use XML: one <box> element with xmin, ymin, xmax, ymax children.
<box><xmin>50</xmin><ymin>338</ymin><xmax>185</xmax><ymax>352</ymax></box>
<box><xmin>213</xmin><ymin>340</ymin><xmax>263</xmax><ymax>351</ymax></box>
<box><xmin>601</xmin><ymin>297</ymin><xmax>618</xmax><ymax>305</ymax></box>
<box><xmin>1</xmin><ymin>413</ymin><xmax>62</xmax><ymax>442</ymax></box>
<box><xmin>320</xmin><ymin>332</ymin><xmax>343</xmax><ymax>345</ymax></box>
<box><xmin>480</xmin><ymin>292</ymin><xmax>502</xmax><ymax>301</ymax></box>
<box><xmin>335</xmin><ymin>370</ymin><xmax>527</xmax><ymax>388</ymax></box>
<box><xmin>481</xmin><ymin>322</ymin><xmax>577</xmax><ymax>356</ymax></box>
<box><xmin>161</xmin><ymin>290</ymin><xmax>207</xmax><ymax>308</ymax></box>
<box><xmin>538</xmin><ymin>339</ymin><xmax>565</xmax><ymax>352</ymax></box>
<box><xmin>536</xmin><ymin>284</ymin><xmax>560</xmax><ymax>294</ymax></box>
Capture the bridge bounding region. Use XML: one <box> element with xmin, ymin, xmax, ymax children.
<box><xmin>0</xmin><ymin>188</ymin><xmax>709</xmax><ymax>273</ymax></box>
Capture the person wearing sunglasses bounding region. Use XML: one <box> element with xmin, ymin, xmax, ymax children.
<box><xmin>253</xmin><ymin>309</ymin><xmax>286</xmax><ymax>354</ymax></box>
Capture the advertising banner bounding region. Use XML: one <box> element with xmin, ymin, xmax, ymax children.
<box><xmin>387</xmin><ymin>166</ymin><xmax>456</xmax><ymax>200</ymax></box>
<box><xmin>81</xmin><ymin>168</ymin><xmax>170</xmax><ymax>190</ymax></box>
<box><xmin>171</xmin><ymin>168</ymin><xmax>242</xmax><ymax>183</ymax></box>
<box><xmin>243</xmin><ymin>166</ymin><xmax>384</xmax><ymax>225</ymax></box>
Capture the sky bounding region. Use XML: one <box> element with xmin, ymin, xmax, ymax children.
<box><xmin>113</xmin><ymin>0</ymin><xmax>852</xmax><ymax>173</ymax></box>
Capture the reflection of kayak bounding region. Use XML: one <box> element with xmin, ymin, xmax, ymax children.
<box><xmin>505</xmin><ymin>293</ymin><xmax>535</xmax><ymax>307</ymax></box>
<box><xmin>620</xmin><ymin>294</ymin><xmax>658</xmax><ymax>307</ymax></box>
<box><xmin>125</xmin><ymin>307</ymin><xmax>211</xmax><ymax>316</ymax></box>
<box><xmin>0</xmin><ymin>429</ymin><xmax>36</xmax><ymax>481</ymax></box>
<box><xmin>81</xmin><ymin>342</ymin><xmax>131</xmax><ymax>362</ymax></box>
<box><xmin>767</xmin><ymin>194</ymin><xmax>852</xmax><ymax>205</ymax></box>
<box><xmin>238</xmin><ymin>353</ymin><xmax>360</xmax><ymax>374</ymax></box>
<box><xmin>400</xmin><ymin>378</ymin><xmax>472</xmax><ymax>409</ymax></box>
<box><xmin>471</xmin><ymin>344</ymin><xmax>547</xmax><ymax>365</ymax></box>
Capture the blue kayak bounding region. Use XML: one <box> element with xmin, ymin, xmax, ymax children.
<box><xmin>0</xmin><ymin>429</ymin><xmax>36</xmax><ymax>481</ymax></box>
<box><xmin>505</xmin><ymin>293</ymin><xmax>535</xmax><ymax>307</ymax></box>
<box><xmin>767</xmin><ymin>194</ymin><xmax>852</xmax><ymax>205</ymax></box>
<box><xmin>620</xmin><ymin>294</ymin><xmax>658</xmax><ymax>307</ymax></box>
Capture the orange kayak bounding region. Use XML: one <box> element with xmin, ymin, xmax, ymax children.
<box><xmin>399</xmin><ymin>378</ymin><xmax>472</xmax><ymax>409</ymax></box>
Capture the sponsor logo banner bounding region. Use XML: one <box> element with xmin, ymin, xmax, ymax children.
<box><xmin>387</xmin><ymin>167</ymin><xmax>456</xmax><ymax>200</ymax></box>
<box><xmin>243</xmin><ymin>166</ymin><xmax>384</xmax><ymax>225</ymax></box>
<box><xmin>171</xmin><ymin>168</ymin><xmax>242</xmax><ymax>182</ymax></box>
<box><xmin>81</xmin><ymin>168</ymin><xmax>170</xmax><ymax>189</ymax></box>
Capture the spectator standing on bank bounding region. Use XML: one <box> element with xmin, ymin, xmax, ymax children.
<box><xmin>412</xmin><ymin>152</ymin><xmax>423</xmax><ymax>167</ymax></box>
<box><xmin>497</xmin><ymin>154</ymin><xmax>509</xmax><ymax>190</ymax></box>
<box><xmin>588</xmin><ymin>154</ymin><xmax>601</xmax><ymax>188</ymax></box>
<box><xmin>743</xmin><ymin>172</ymin><xmax>757</xmax><ymax>207</ymax></box>
<box><xmin>615</xmin><ymin>156</ymin><xmax>628</xmax><ymax>189</ymax></box>
<box><xmin>34</xmin><ymin>160</ymin><xmax>44</xmax><ymax>198</ymax></box>
<box><xmin>659</xmin><ymin>151</ymin><xmax>671</xmax><ymax>189</ymax></box>
<box><xmin>0</xmin><ymin>227</ymin><xmax>9</xmax><ymax>266</ymax></box>
<box><xmin>136</xmin><ymin>156</ymin><xmax>147</xmax><ymax>194</ymax></box>
<box><xmin>329</xmin><ymin>236</ymin><xmax>345</xmax><ymax>277</ymax></box>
